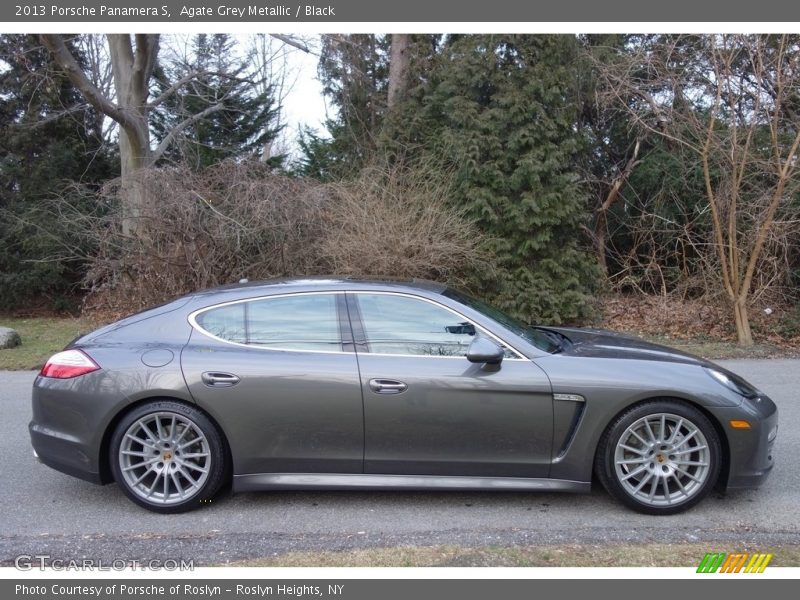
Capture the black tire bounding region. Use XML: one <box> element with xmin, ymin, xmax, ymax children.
<box><xmin>109</xmin><ymin>400</ymin><xmax>228</xmax><ymax>513</ymax></box>
<box><xmin>595</xmin><ymin>399</ymin><xmax>721</xmax><ymax>515</ymax></box>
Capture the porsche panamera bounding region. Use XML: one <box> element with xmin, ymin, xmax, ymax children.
<box><xmin>30</xmin><ymin>278</ymin><xmax>777</xmax><ymax>514</ymax></box>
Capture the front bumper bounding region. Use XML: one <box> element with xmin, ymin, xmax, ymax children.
<box><xmin>715</xmin><ymin>395</ymin><xmax>778</xmax><ymax>490</ymax></box>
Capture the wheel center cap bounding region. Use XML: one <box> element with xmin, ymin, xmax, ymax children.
<box><xmin>656</xmin><ymin>453</ymin><xmax>666</xmax><ymax>463</ymax></box>
<box><xmin>162</xmin><ymin>451</ymin><xmax>173</xmax><ymax>461</ymax></box>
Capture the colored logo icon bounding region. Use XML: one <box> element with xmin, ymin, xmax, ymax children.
<box><xmin>697</xmin><ymin>553</ymin><xmax>773</xmax><ymax>573</ymax></box>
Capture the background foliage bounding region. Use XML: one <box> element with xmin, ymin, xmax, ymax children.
<box><xmin>1</xmin><ymin>33</ymin><xmax>798</xmax><ymax>345</ymax></box>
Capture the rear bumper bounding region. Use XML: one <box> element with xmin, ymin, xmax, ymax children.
<box><xmin>29</xmin><ymin>422</ymin><xmax>104</xmax><ymax>484</ymax></box>
<box><xmin>29</xmin><ymin>372</ymin><xmax>113</xmax><ymax>485</ymax></box>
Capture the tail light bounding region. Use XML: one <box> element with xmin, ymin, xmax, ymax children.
<box><xmin>40</xmin><ymin>349</ymin><xmax>100</xmax><ymax>379</ymax></box>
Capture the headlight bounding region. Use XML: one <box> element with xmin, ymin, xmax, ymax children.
<box><xmin>704</xmin><ymin>367</ymin><xmax>759</xmax><ymax>399</ymax></box>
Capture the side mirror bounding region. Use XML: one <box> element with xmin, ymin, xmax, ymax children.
<box><xmin>466</xmin><ymin>336</ymin><xmax>504</xmax><ymax>365</ymax></box>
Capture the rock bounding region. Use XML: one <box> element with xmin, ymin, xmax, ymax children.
<box><xmin>0</xmin><ymin>326</ymin><xmax>22</xmax><ymax>349</ymax></box>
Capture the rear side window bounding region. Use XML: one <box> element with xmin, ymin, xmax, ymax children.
<box><xmin>196</xmin><ymin>304</ymin><xmax>246</xmax><ymax>343</ymax></box>
<box><xmin>195</xmin><ymin>293</ymin><xmax>342</xmax><ymax>352</ymax></box>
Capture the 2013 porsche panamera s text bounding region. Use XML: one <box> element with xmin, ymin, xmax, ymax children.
<box><xmin>30</xmin><ymin>278</ymin><xmax>777</xmax><ymax>514</ymax></box>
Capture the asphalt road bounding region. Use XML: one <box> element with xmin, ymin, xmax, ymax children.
<box><xmin>1</xmin><ymin>360</ymin><xmax>798</xmax><ymax>565</ymax></box>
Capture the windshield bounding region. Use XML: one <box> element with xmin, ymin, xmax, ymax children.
<box><xmin>442</xmin><ymin>288</ymin><xmax>561</xmax><ymax>353</ymax></box>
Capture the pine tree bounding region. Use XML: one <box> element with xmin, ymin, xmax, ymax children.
<box><xmin>0</xmin><ymin>34</ymin><xmax>115</xmax><ymax>309</ymax></box>
<box><xmin>400</xmin><ymin>35</ymin><xmax>599</xmax><ymax>323</ymax></box>
<box><xmin>152</xmin><ymin>34</ymin><xmax>283</xmax><ymax>169</ymax></box>
<box><xmin>298</xmin><ymin>34</ymin><xmax>389</xmax><ymax>179</ymax></box>
<box><xmin>308</xmin><ymin>34</ymin><xmax>599</xmax><ymax>321</ymax></box>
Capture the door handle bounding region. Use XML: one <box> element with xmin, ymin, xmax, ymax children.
<box><xmin>201</xmin><ymin>372</ymin><xmax>240</xmax><ymax>387</ymax></box>
<box><xmin>369</xmin><ymin>378</ymin><xmax>408</xmax><ymax>394</ymax></box>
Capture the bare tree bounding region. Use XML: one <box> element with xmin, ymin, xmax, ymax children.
<box><xmin>597</xmin><ymin>35</ymin><xmax>800</xmax><ymax>345</ymax></box>
<box><xmin>250</xmin><ymin>34</ymin><xmax>316</xmax><ymax>161</ymax></box>
<box><xmin>594</xmin><ymin>139</ymin><xmax>641</xmax><ymax>276</ymax></box>
<box><xmin>40</xmin><ymin>34</ymin><xmax>227</xmax><ymax>234</ymax></box>
<box><xmin>74</xmin><ymin>34</ymin><xmax>116</xmax><ymax>144</ymax></box>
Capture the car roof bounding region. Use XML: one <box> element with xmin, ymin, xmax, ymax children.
<box><xmin>190</xmin><ymin>276</ymin><xmax>449</xmax><ymax>298</ymax></box>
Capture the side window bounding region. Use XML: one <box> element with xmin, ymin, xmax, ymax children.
<box><xmin>195</xmin><ymin>303</ymin><xmax>246</xmax><ymax>343</ymax></box>
<box><xmin>355</xmin><ymin>293</ymin><xmax>477</xmax><ymax>357</ymax></box>
<box><xmin>195</xmin><ymin>294</ymin><xmax>342</xmax><ymax>352</ymax></box>
<box><xmin>247</xmin><ymin>294</ymin><xmax>341</xmax><ymax>352</ymax></box>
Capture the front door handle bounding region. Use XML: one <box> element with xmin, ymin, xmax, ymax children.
<box><xmin>369</xmin><ymin>378</ymin><xmax>408</xmax><ymax>394</ymax></box>
<box><xmin>201</xmin><ymin>372</ymin><xmax>240</xmax><ymax>387</ymax></box>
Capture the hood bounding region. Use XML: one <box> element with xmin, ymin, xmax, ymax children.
<box><xmin>540</xmin><ymin>326</ymin><xmax>715</xmax><ymax>367</ymax></box>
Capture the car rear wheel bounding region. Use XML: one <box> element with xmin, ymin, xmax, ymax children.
<box><xmin>110</xmin><ymin>400</ymin><xmax>228</xmax><ymax>513</ymax></box>
<box><xmin>595</xmin><ymin>400</ymin><xmax>721</xmax><ymax>515</ymax></box>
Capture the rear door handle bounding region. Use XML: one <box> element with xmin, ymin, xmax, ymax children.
<box><xmin>369</xmin><ymin>378</ymin><xmax>408</xmax><ymax>394</ymax></box>
<box><xmin>201</xmin><ymin>372</ymin><xmax>240</xmax><ymax>387</ymax></box>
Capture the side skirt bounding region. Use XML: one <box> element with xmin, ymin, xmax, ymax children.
<box><xmin>232</xmin><ymin>473</ymin><xmax>590</xmax><ymax>493</ymax></box>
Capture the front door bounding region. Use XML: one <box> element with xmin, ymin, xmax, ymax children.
<box><xmin>347</xmin><ymin>292</ymin><xmax>554</xmax><ymax>478</ymax></box>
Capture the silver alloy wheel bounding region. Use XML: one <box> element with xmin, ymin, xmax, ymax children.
<box><xmin>614</xmin><ymin>412</ymin><xmax>710</xmax><ymax>507</ymax></box>
<box><xmin>118</xmin><ymin>411</ymin><xmax>211</xmax><ymax>506</ymax></box>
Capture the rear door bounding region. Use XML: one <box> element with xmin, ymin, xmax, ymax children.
<box><xmin>181</xmin><ymin>292</ymin><xmax>364</xmax><ymax>475</ymax></box>
<box><xmin>348</xmin><ymin>292</ymin><xmax>554</xmax><ymax>478</ymax></box>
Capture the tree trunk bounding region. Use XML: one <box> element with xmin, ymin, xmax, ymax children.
<box><xmin>41</xmin><ymin>34</ymin><xmax>159</xmax><ymax>236</ymax></box>
<box><xmin>593</xmin><ymin>209</ymin><xmax>609</xmax><ymax>276</ymax></box>
<box><xmin>107</xmin><ymin>34</ymin><xmax>157</xmax><ymax>235</ymax></box>
<box><xmin>118</xmin><ymin>125</ymin><xmax>152</xmax><ymax>235</ymax></box>
<box><xmin>733</xmin><ymin>299</ymin><xmax>753</xmax><ymax>347</ymax></box>
<box><xmin>593</xmin><ymin>140</ymin><xmax>640</xmax><ymax>277</ymax></box>
<box><xmin>387</xmin><ymin>34</ymin><xmax>411</xmax><ymax>110</ymax></box>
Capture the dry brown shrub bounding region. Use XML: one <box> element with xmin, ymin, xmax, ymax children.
<box><xmin>79</xmin><ymin>161</ymin><xmax>486</xmax><ymax>313</ymax></box>
<box><xmin>601</xmin><ymin>294</ymin><xmax>800</xmax><ymax>347</ymax></box>
<box><xmin>320</xmin><ymin>165</ymin><xmax>481</xmax><ymax>282</ymax></box>
<box><xmin>602</xmin><ymin>295</ymin><xmax>734</xmax><ymax>340</ymax></box>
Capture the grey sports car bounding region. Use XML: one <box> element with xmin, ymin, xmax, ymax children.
<box><xmin>30</xmin><ymin>278</ymin><xmax>777</xmax><ymax>514</ymax></box>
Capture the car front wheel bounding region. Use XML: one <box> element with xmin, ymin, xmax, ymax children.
<box><xmin>596</xmin><ymin>400</ymin><xmax>721</xmax><ymax>515</ymax></box>
<box><xmin>110</xmin><ymin>400</ymin><xmax>228</xmax><ymax>513</ymax></box>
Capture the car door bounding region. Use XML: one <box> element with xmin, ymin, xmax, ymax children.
<box><xmin>347</xmin><ymin>291</ymin><xmax>554</xmax><ymax>478</ymax></box>
<box><xmin>181</xmin><ymin>292</ymin><xmax>364</xmax><ymax>475</ymax></box>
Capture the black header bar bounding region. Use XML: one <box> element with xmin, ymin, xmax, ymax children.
<box><xmin>3</xmin><ymin>0</ymin><xmax>800</xmax><ymax>23</ymax></box>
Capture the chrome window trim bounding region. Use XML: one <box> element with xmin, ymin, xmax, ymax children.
<box><xmin>349</xmin><ymin>291</ymin><xmax>527</xmax><ymax>361</ymax></box>
<box><xmin>187</xmin><ymin>289</ymin><xmax>528</xmax><ymax>360</ymax></box>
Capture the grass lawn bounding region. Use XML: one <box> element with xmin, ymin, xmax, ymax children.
<box><xmin>229</xmin><ymin>543</ymin><xmax>800</xmax><ymax>568</ymax></box>
<box><xmin>0</xmin><ymin>317</ymin><xmax>100</xmax><ymax>370</ymax></box>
